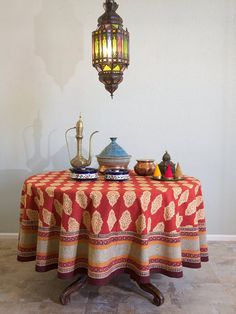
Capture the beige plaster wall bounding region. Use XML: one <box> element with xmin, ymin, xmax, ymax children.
<box><xmin>0</xmin><ymin>0</ymin><xmax>235</xmax><ymax>234</ymax></box>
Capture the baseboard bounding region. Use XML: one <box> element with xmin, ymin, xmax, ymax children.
<box><xmin>0</xmin><ymin>233</ymin><xmax>236</xmax><ymax>241</ymax></box>
<box><xmin>207</xmin><ymin>234</ymin><xmax>236</xmax><ymax>241</ymax></box>
<box><xmin>0</xmin><ymin>233</ymin><xmax>18</xmax><ymax>239</ymax></box>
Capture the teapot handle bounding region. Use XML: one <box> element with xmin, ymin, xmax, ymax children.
<box><xmin>65</xmin><ymin>127</ymin><xmax>76</xmax><ymax>164</ymax></box>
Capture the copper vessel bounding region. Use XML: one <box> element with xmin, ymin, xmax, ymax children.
<box><xmin>134</xmin><ymin>159</ymin><xmax>156</xmax><ymax>176</ymax></box>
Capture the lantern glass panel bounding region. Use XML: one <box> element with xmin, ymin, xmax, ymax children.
<box><xmin>124</xmin><ymin>36</ymin><xmax>128</xmax><ymax>59</ymax></box>
<box><xmin>99</xmin><ymin>34</ymin><xmax>103</xmax><ymax>58</ymax></box>
<box><xmin>107</xmin><ymin>33</ymin><xmax>112</xmax><ymax>59</ymax></box>
<box><xmin>103</xmin><ymin>65</ymin><xmax>111</xmax><ymax>71</ymax></box>
<box><xmin>102</xmin><ymin>34</ymin><xmax>107</xmax><ymax>58</ymax></box>
<box><xmin>117</xmin><ymin>34</ymin><xmax>122</xmax><ymax>58</ymax></box>
<box><xmin>95</xmin><ymin>36</ymin><xmax>99</xmax><ymax>59</ymax></box>
<box><xmin>112</xmin><ymin>35</ymin><xmax>117</xmax><ymax>57</ymax></box>
<box><xmin>113</xmin><ymin>65</ymin><xmax>120</xmax><ymax>71</ymax></box>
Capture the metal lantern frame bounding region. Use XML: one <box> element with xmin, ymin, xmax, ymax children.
<box><xmin>92</xmin><ymin>0</ymin><xmax>130</xmax><ymax>98</ymax></box>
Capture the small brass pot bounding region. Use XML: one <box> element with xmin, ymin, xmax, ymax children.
<box><xmin>134</xmin><ymin>159</ymin><xmax>156</xmax><ymax>176</ymax></box>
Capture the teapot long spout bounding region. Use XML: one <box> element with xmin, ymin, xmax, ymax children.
<box><xmin>88</xmin><ymin>131</ymin><xmax>99</xmax><ymax>165</ymax></box>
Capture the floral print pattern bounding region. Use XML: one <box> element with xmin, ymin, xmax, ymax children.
<box><xmin>90</xmin><ymin>191</ymin><xmax>103</xmax><ymax>208</ymax></box>
<box><xmin>123</xmin><ymin>191</ymin><xmax>136</xmax><ymax>208</ymax></box>
<box><xmin>151</xmin><ymin>195</ymin><xmax>163</xmax><ymax>215</ymax></box>
<box><xmin>91</xmin><ymin>211</ymin><xmax>103</xmax><ymax>235</ymax></box>
<box><xmin>119</xmin><ymin>210</ymin><xmax>132</xmax><ymax>231</ymax></box>
<box><xmin>164</xmin><ymin>201</ymin><xmax>175</xmax><ymax>221</ymax></box>
<box><xmin>140</xmin><ymin>191</ymin><xmax>151</xmax><ymax>211</ymax></box>
<box><xmin>107</xmin><ymin>191</ymin><xmax>120</xmax><ymax>207</ymax></box>
<box><xmin>107</xmin><ymin>209</ymin><xmax>117</xmax><ymax>232</ymax></box>
<box><xmin>76</xmin><ymin>191</ymin><xmax>88</xmax><ymax>209</ymax></box>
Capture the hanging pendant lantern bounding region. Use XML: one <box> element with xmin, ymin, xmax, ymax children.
<box><xmin>92</xmin><ymin>0</ymin><xmax>130</xmax><ymax>98</ymax></box>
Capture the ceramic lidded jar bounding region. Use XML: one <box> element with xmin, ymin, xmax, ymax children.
<box><xmin>96</xmin><ymin>137</ymin><xmax>131</xmax><ymax>173</ymax></box>
<box><xmin>134</xmin><ymin>159</ymin><xmax>156</xmax><ymax>176</ymax></box>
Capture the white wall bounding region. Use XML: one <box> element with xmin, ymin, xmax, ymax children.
<box><xmin>0</xmin><ymin>0</ymin><xmax>235</xmax><ymax>234</ymax></box>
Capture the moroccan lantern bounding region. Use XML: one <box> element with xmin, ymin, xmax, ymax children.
<box><xmin>92</xmin><ymin>0</ymin><xmax>130</xmax><ymax>98</ymax></box>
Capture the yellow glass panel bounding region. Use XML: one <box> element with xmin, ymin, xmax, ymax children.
<box><xmin>102</xmin><ymin>34</ymin><xmax>107</xmax><ymax>58</ymax></box>
<box><xmin>113</xmin><ymin>65</ymin><xmax>120</xmax><ymax>71</ymax></box>
<box><xmin>103</xmin><ymin>65</ymin><xmax>111</xmax><ymax>71</ymax></box>
<box><xmin>92</xmin><ymin>35</ymin><xmax>94</xmax><ymax>59</ymax></box>
<box><xmin>112</xmin><ymin>35</ymin><xmax>117</xmax><ymax>57</ymax></box>
<box><xmin>99</xmin><ymin>34</ymin><xmax>102</xmax><ymax>58</ymax></box>
<box><xmin>95</xmin><ymin>36</ymin><xmax>99</xmax><ymax>58</ymax></box>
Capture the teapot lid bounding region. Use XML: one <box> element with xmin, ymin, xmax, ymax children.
<box><xmin>97</xmin><ymin>137</ymin><xmax>130</xmax><ymax>158</ymax></box>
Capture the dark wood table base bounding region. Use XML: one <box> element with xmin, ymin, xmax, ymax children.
<box><xmin>137</xmin><ymin>282</ymin><xmax>165</xmax><ymax>306</ymax></box>
<box><xmin>60</xmin><ymin>276</ymin><xmax>164</xmax><ymax>307</ymax></box>
<box><xmin>60</xmin><ymin>275</ymin><xmax>88</xmax><ymax>305</ymax></box>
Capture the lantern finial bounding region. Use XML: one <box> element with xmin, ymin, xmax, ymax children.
<box><xmin>103</xmin><ymin>0</ymin><xmax>118</xmax><ymax>13</ymax></box>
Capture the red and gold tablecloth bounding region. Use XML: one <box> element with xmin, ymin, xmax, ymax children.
<box><xmin>17</xmin><ymin>170</ymin><xmax>208</xmax><ymax>285</ymax></box>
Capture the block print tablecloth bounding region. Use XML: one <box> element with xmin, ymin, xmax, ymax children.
<box><xmin>17</xmin><ymin>171</ymin><xmax>208</xmax><ymax>285</ymax></box>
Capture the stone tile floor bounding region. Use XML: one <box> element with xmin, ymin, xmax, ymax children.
<box><xmin>0</xmin><ymin>239</ymin><xmax>235</xmax><ymax>314</ymax></box>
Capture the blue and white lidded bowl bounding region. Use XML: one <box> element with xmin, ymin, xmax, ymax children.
<box><xmin>70</xmin><ymin>168</ymin><xmax>98</xmax><ymax>181</ymax></box>
<box><xmin>104</xmin><ymin>169</ymin><xmax>130</xmax><ymax>181</ymax></box>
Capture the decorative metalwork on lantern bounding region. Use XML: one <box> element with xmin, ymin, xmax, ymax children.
<box><xmin>92</xmin><ymin>0</ymin><xmax>130</xmax><ymax>98</ymax></box>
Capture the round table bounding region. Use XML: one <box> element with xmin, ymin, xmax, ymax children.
<box><xmin>18</xmin><ymin>170</ymin><xmax>208</xmax><ymax>306</ymax></box>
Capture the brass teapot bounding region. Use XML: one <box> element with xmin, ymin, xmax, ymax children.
<box><xmin>65</xmin><ymin>115</ymin><xmax>99</xmax><ymax>169</ymax></box>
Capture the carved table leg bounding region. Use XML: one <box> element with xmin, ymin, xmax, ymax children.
<box><xmin>137</xmin><ymin>282</ymin><xmax>165</xmax><ymax>306</ymax></box>
<box><xmin>60</xmin><ymin>275</ymin><xmax>88</xmax><ymax>305</ymax></box>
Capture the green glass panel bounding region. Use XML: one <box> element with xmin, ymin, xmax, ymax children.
<box><xmin>112</xmin><ymin>24</ymin><xmax>119</xmax><ymax>29</ymax></box>
<box><xmin>127</xmin><ymin>34</ymin><xmax>130</xmax><ymax>60</ymax></box>
<box><xmin>117</xmin><ymin>34</ymin><xmax>122</xmax><ymax>58</ymax></box>
<box><xmin>122</xmin><ymin>34</ymin><xmax>124</xmax><ymax>58</ymax></box>
<box><xmin>124</xmin><ymin>36</ymin><xmax>128</xmax><ymax>59</ymax></box>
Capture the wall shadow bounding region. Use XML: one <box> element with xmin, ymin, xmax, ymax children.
<box><xmin>34</xmin><ymin>0</ymin><xmax>84</xmax><ymax>88</ymax></box>
<box><xmin>1</xmin><ymin>115</ymin><xmax>96</xmax><ymax>232</ymax></box>
<box><xmin>23</xmin><ymin>113</ymin><xmax>51</xmax><ymax>173</ymax></box>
